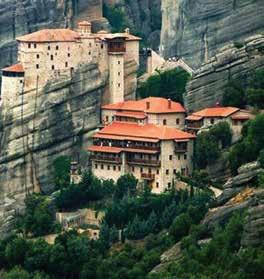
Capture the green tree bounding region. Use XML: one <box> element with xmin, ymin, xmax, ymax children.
<box><xmin>2</xmin><ymin>267</ymin><xmax>31</xmax><ymax>279</ymax></box>
<box><xmin>52</xmin><ymin>156</ymin><xmax>71</xmax><ymax>189</ymax></box>
<box><xmin>169</xmin><ymin>213</ymin><xmax>192</xmax><ymax>242</ymax></box>
<box><xmin>137</xmin><ymin>68</ymin><xmax>190</xmax><ymax>103</ymax></box>
<box><xmin>114</xmin><ymin>174</ymin><xmax>137</xmax><ymax>200</ymax></box>
<box><xmin>222</xmin><ymin>79</ymin><xmax>246</xmax><ymax>107</ymax></box>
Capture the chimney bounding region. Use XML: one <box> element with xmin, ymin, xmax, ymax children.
<box><xmin>215</xmin><ymin>101</ymin><xmax>220</xmax><ymax>107</ymax></box>
<box><xmin>168</xmin><ymin>98</ymin><xmax>172</xmax><ymax>109</ymax></box>
<box><xmin>146</xmin><ymin>101</ymin><xmax>150</xmax><ymax>110</ymax></box>
<box><xmin>125</xmin><ymin>27</ymin><xmax>130</xmax><ymax>34</ymax></box>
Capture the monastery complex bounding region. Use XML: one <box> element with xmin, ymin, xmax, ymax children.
<box><xmin>0</xmin><ymin>20</ymin><xmax>254</xmax><ymax>194</ymax></box>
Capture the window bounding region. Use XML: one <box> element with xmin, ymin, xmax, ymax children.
<box><xmin>56</xmin><ymin>45</ymin><xmax>59</xmax><ymax>50</ymax></box>
<box><xmin>118</xmin><ymin>72</ymin><xmax>121</xmax><ymax>76</ymax></box>
<box><xmin>113</xmin><ymin>165</ymin><xmax>116</xmax><ymax>171</ymax></box>
<box><xmin>28</xmin><ymin>43</ymin><xmax>31</xmax><ymax>48</ymax></box>
<box><xmin>118</xmin><ymin>166</ymin><xmax>121</xmax><ymax>171</ymax></box>
<box><xmin>163</xmin><ymin>119</ymin><xmax>167</xmax><ymax>126</ymax></box>
<box><xmin>65</xmin><ymin>62</ymin><xmax>68</xmax><ymax>67</ymax></box>
<box><xmin>95</xmin><ymin>164</ymin><xmax>98</xmax><ymax>169</ymax></box>
<box><xmin>107</xmin><ymin>165</ymin><xmax>110</xmax><ymax>170</ymax></box>
<box><xmin>88</xmin><ymin>51</ymin><xmax>91</xmax><ymax>55</ymax></box>
<box><xmin>112</xmin><ymin>116</ymin><xmax>115</xmax><ymax>121</ymax></box>
<box><xmin>169</xmin><ymin>155</ymin><xmax>173</xmax><ymax>160</ymax></box>
<box><xmin>166</xmin><ymin>169</ymin><xmax>169</xmax><ymax>175</ymax></box>
<box><xmin>210</xmin><ymin>118</ymin><xmax>215</xmax><ymax>124</ymax></box>
<box><xmin>51</xmin><ymin>65</ymin><xmax>55</xmax><ymax>70</ymax></box>
<box><xmin>156</xmin><ymin>182</ymin><xmax>159</xmax><ymax>188</ymax></box>
<box><xmin>20</xmin><ymin>80</ymin><xmax>23</xmax><ymax>84</ymax></box>
<box><xmin>51</xmin><ymin>55</ymin><xmax>53</xmax><ymax>61</ymax></box>
<box><xmin>89</xmin><ymin>43</ymin><xmax>92</xmax><ymax>47</ymax></box>
<box><xmin>48</xmin><ymin>45</ymin><xmax>50</xmax><ymax>50</ymax></box>
<box><xmin>156</xmin><ymin>169</ymin><xmax>159</xmax><ymax>175</ymax></box>
<box><xmin>36</xmin><ymin>64</ymin><xmax>39</xmax><ymax>69</ymax></box>
<box><xmin>176</xmin><ymin>118</ymin><xmax>180</xmax><ymax>125</ymax></box>
<box><xmin>34</xmin><ymin>43</ymin><xmax>37</xmax><ymax>48</ymax></box>
<box><xmin>173</xmin><ymin>169</ymin><xmax>177</xmax><ymax>174</ymax></box>
<box><xmin>101</xmin><ymin>44</ymin><xmax>104</xmax><ymax>49</ymax></box>
<box><xmin>140</xmin><ymin>167</ymin><xmax>143</xmax><ymax>173</ymax></box>
<box><xmin>132</xmin><ymin>166</ymin><xmax>135</xmax><ymax>172</ymax></box>
<box><xmin>148</xmin><ymin>168</ymin><xmax>152</xmax><ymax>174</ymax></box>
<box><xmin>118</xmin><ymin>61</ymin><xmax>121</xmax><ymax>65</ymax></box>
<box><xmin>106</xmin><ymin>116</ymin><xmax>109</xmax><ymax>122</ymax></box>
<box><xmin>101</xmin><ymin>164</ymin><xmax>104</xmax><ymax>170</ymax></box>
<box><xmin>178</xmin><ymin>155</ymin><xmax>181</xmax><ymax>160</ymax></box>
<box><xmin>168</xmin><ymin>182</ymin><xmax>171</xmax><ymax>188</ymax></box>
<box><xmin>68</xmin><ymin>53</ymin><xmax>70</xmax><ymax>57</ymax></box>
<box><xmin>118</xmin><ymin>83</ymin><xmax>121</xmax><ymax>87</ymax></box>
<box><xmin>36</xmin><ymin>54</ymin><xmax>39</xmax><ymax>59</ymax></box>
<box><xmin>184</xmin><ymin>154</ymin><xmax>187</xmax><ymax>160</ymax></box>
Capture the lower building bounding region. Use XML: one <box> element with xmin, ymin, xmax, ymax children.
<box><xmin>87</xmin><ymin>122</ymin><xmax>195</xmax><ymax>193</ymax></box>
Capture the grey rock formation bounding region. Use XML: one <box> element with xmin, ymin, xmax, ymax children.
<box><xmin>216</xmin><ymin>161</ymin><xmax>262</xmax><ymax>206</ymax></box>
<box><xmin>184</xmin><ymin>35</ymin><xmax>264</xmax><ymax>112</ymax></box>
<box><xmin>242</xmin><ymin>190</ymin><xmax>264</xmax><ymax>248</ymax></box>
<box><xmin>0</xmin><ymin>63</ymin><xmax>106</xmax><ymax>235</ymax></box>
<box><xmin>160</xmin><ymin>0</ymin><xmax>264</xmax><ymax>69</ymax></box>
<box><xmin>0</xmin><ymin>0</ymin><xmax>103</xmax><ymax>70</ymax></box>
<box><xmin>104</xmin><ymin>0</ymin><xmax>161</xmax><ymax>50</ymax></box>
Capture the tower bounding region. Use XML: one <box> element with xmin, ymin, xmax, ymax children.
<box><xmin>106</xmin><ymin>36</ymin><xmax>126</xmax><ymax>104</ymax></box>
<box><xmin>78</xmin><ymin>21</ymin><xmax>92</xmax><ymax>36</ymax></box>
<box><xmin>1</xmin><ymin>63</ymin><xmax>24</xmax><ymax>114</ymax></box>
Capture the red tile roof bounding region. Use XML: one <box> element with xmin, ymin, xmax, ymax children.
<box><xmin>17</xmin><ymin>29</ymin><xmax>80</xmax><ymax>42</ymax></box>
<box><xmin>87</xmin><ymin>146</ymin><xmax>122</xmax><ymax>153</ymax></box>
<box><xmin>94</xmin><ymin>134</ymin><xmax>160</xmax><ymax>142</ymax></box>
<box><xmin>102</xmin><ymin>97</ymin><xmax>186</xmax><ymax>114</ymax></box>
<box><xmin>188</xmin><ymin>107</ymin><xmax>239</xmax><ymax>119</ymax></box>
<box><xmin>2</xmin><ymin>63</ymin><xmax>24</xmax><ymax>73</ymax></box>
<box><xmin>94</xmin><ymin>122</ymin><xmax>195</xmax><ymax>141</ymax></box>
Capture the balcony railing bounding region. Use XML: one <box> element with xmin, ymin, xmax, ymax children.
<box><xmin>127</xmin><ymin>158</ymin><xmax>161</xmax><ymax>167</ymax></box>
<box><xmin>90</xmin><ymin>155</ymin><xmax>122</xmax><ymax>164</ymax></box>
<box><xmin>94</xmin><ymin>143</ymin><xmax>160</xmax><ymax>152</ymax></box>
<box><xmin>141</xmin><ymin>173</ymin><xmax>155</xmax><ymax>180</ymax></box>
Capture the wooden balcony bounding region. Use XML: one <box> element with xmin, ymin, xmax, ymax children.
<box><xmin>174</xmin><ymin>147</ymin><xmax>187</xmax><ymax>153</ymax></box>
<box><xmin>127</xmin><ymin>158</ymin><xmax>161</xmax><ymax>167</ymax></box>
<box><xmin>90</xmin><ymin>155</ymin><xmax>122</xmax><ymax>164</ymax></box>
<box><xmin>141</xmin><ymin>173</ymin><xmax>155</xmax><ymax>181</ymax></box>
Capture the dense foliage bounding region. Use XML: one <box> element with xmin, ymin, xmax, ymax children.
<box><xmin>137</xmin><ymin>68</ymin><xmax>190</xmax><ymax>103</ymax></box>
<box><xmin>229</xmin><ymin>113</ymin><xmax>264</xmax><ymax>174</ymax></box>
<box><xmin>149</xmin><ymin>214</ymin><xmax>264</xmax><ymax>279</ymax></box>
<box><xmin>223</xmin><ymin>69</ymin><xmax>264</xmax><ymax>108</ymax></box>
<box><xmin>52</xmin><ymin>156</ymin><xmax>71</xmax><ymax>190</ymax></box>
<box><xmin>103</xmin><ymin>4</ymin><xmax>127</xmax><ymax>33</ymax></box>
<box><xmin>16</xmin><ymin>194</ymin><xmax>55</xmax><ymax>237</ymax></box>
<box><xmin>195</xmin><ymin>121</ymin><xmax>233</xmax><ymax>169</ymax></box>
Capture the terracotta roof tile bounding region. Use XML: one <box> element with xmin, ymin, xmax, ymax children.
<box><xmin>115</xmin><ymin>111</ymin><xmax>147</xmax><ymax>119</ymax></box>
<box><xmin>189</xmin><ymin>107</ymin><xmax>239</xmax><ymax>118</ymax></box>
<box><xmin>2</xmin><ymin>63</ymin><xmax>24</xmax><ymax>73</ymax></box>
<box><xmin>94</xmin><ymin>122</ymin><xmax>195</xmax><ymax>141</ymax></box>
<box><xmin>102</xmin><ymin>97</ymin><xmax>186</xmax><ymax>114</ymax></box>
<box><xmin>17</xmin><ymin>29</ymin><xmax>80</xmax><ymax>42</ymax></box>
<box><xmin>87</xmin><ymin>146</ymin><xmax>122</xmax><ymax>153</ymax></box>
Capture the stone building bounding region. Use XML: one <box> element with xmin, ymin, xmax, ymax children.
<box><xmin>101</xmin><ymin>97</ymin><xmax>186</xmax><ymax>129</ymax></box>
<box><xmin>186</xmin><ymin>106</ymin><xmax>254</xmax><ymax>141</ymax></box>
<box><xmin>88</xmin><ymin>121</ymin><xmax>195</xmax><ymax>194</ymax></box>
<box><xmin>1</xmin><ymin>21</ymin><xmax>141</xmax><ymax>112</ymax></box>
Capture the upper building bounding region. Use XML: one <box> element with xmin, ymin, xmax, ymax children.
<box><xmin>186</xmin><ymin>106</ymin><xmax>254</xmax><ymax>140</ymax></box>
<box><xmin>1</xmin><ymin>21</ymin><xmax>141</xmax><ymax>111</ymax></box>
<box><xmin>88</xmin><ymin>121</ymin><xmax>195</xmax><ymax>193</ymax></box>
<box><xmin>101</xmin><ymin>97</ymin><xmax>186</xmax><ymax>129</ymax></box>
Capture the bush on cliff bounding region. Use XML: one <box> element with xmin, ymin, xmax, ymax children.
<box><xmin>137</xmin><ymin>68</ymin><xmax>190</xmax><ymax>103</ymax></box>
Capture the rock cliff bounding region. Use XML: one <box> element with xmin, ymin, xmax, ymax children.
<box><xmin>160</xmin><ymin>0</ymin><xmax>264</xmax><ymax>69</ymax></box>
<box><xmin>0</xmin><ymin>63</ymin><xmax>106</xmax><ymax>235</ymax></box>
<box><xmin>184</xmin><ymin>35</ymin><xmax>264</xmax><ymax>112</ymax></box>
<box><xmin>0</xmin><ymin>0</ymin><xmax>104</xmax><ymax>70</ymax></box>
<box><xmin>104</xmin><ymin>0</ymin><xmax>161</xmax><ymax>50</ymax></box>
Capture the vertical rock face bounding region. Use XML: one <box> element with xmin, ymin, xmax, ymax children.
<box><xmin>104</xmin><ymin>0</ymin><xmax>162</xmax><ymax>50</ymax></box>
<box><xmin>184</xmin><ymin>35</ymin><xmax>264</xmax><ymax>112</ymax></box>
<box><xmin>160</xmin><ymin>0</ymin><xmax>264</xmax><ymax>69</ymax></box>
<box><xmin>0</xmin><ymin>0</ymin><xmax>103</xmax><ymax>70</ymax></box>
<box><xmin>0</xmin><ymin>64</ymin><xmax>106</xmax><ymax>234</ymax></box>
